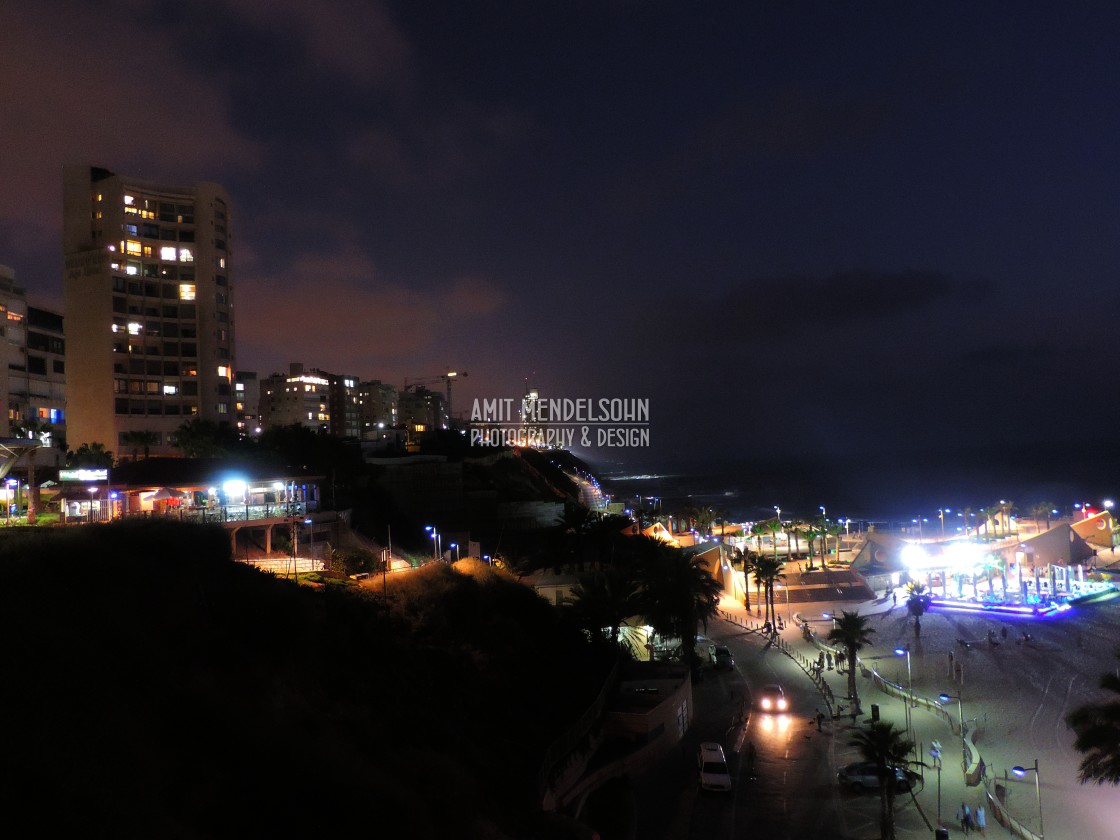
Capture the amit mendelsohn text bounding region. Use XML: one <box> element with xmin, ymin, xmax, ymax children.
<box><xmin>471</xmin><ymin>398</ymin><xmax>649</xmax><ymax>423</ymax></box>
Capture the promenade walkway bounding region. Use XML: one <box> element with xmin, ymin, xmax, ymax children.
<box><xmin>716</xmin><ymin>592</ymin><xmax>1058</xmax><ymax>839</ymax></box>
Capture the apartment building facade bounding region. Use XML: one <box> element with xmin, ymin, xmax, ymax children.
<box><xmin>0</xmin><ymin>265</ymin><xmax>66</xmax><ymax>442</ymax></box>
<box><xmin>63</xmin><ymin>166</ymin><xmax>236</xmax><ymax>455</ymax></box>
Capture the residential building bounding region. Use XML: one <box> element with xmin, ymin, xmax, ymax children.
<box><xmin>259</xmin><ymin>364</ymin><xmax>331</xmax><ymax>432</ymax></box>
<box><xmin>0</xmin><ymin>265</ymin><xmax>66</xmax><ymax>442</ymax></box>
<box><xmin>326</xmin><ymin>372</ymin><xmax>361</xmax><ymax>439</ymax></box>
<box><xmin>357</xmin><ymin>379</ymin><xmax>398</xmax><ymax>437</ymax></box>
<box><xmin>235</xmin><ymin>370</ymin><xmax>260</xmax><ymax>436</ymax></box>
<box><xmin>399</xmin><ymin>385</ymin><xmax>446</xmax><ymax>431</ymax></box>
<box><xmin>62</xmin><ymin>165</ymin><xmax>236</xmax><ymax>457</ymax></box>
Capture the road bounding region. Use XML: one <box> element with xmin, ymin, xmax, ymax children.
<box><xmin>630</xmin><ymin>619</ymin><xmax>847</xmax><ymax>840</ymax></box>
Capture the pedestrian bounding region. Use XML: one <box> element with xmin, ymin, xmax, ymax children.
<box><xmin>816</xmin><ymin>709</ymin><xmax>825</xmax><ymax>731</ymax></box>
<box><xmin>818</xmin><ymin>651</ymin><xmax>825</xmax><ymax>671</ymax></box>
<box><xmin>963</xmin><ymin>803</ymin><xmax>973</xmax><ymax>833</ymax></box>
<box><xmin>826</xmin><ymin>652</ymin><xmax>833</xmax><ymax>670</ymax></box>
<box><xmin>892</xmin><ymin>590</ymin><xmax>897</xmax><ymax>606</ymax></box>
<box><xmin>975</xmin><ymin>804</ymin><xmax>986</xmax><ymax>833</ymax></box>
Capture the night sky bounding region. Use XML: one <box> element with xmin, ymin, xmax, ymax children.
<box><xmin>3</xmin><ymin>2</ymin><xmax>1120</xmax><ymax>516</ymax></box>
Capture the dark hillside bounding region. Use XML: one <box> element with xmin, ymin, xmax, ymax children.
<box><xmin>0</xmin><ymin>521</ymin><xmax>611</xmax><ymax>839</ymax></box>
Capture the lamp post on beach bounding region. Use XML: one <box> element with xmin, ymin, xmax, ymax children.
<box><xmin>1012</xmin><ymin>759</ymin><xmax>1044</xmax><ymax>838</ymax></box>
<box><xmin>939</xmin><ymin>692</ymin><xmax>966</xmax><ymax>771</ymax></box>
<box><xmin>929</xmin><ymin>742</ymin><xmax>943</xmax><ymax>824</ymax></box>
<box><xmin>938</xmin><ymin>508</ymin><xmax>950</xmax><ymax>538</ymax></box>
<box><xmin>895</xmin><ymin>647</ymin><xmax>913</xmax><ymax>744</ymax></box>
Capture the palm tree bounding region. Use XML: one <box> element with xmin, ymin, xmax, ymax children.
<box><xmin>121</xmin><ymin>429</ymin><xmax>159</xmax><ymax>461</ymax></box>
<box><xmin>1030</xmin><ymin>501</ymin><xmax>1057</xmax><ymax>533</ymax></box>
<box><xmin>801</xmin><ymin>523</ymin><xmax>819</xmax><ymax>570</ymax></box>
<box><xmin>784</xmin><ymin>519</ymin><xmax>801</xmax><ymax>557</ymax></box>
<box><xmin>634</xmin><ymin>539</ymin><xmax>723</xmax><ymax>672</ymax></box>
<box><xmin>1000</xmin><ymin>500</ymin><xmax>1016</xmax><ymax>536</ymax></box>
<box><xmin>67</xmin><ymin>442</ymin><xmax>114</xmax><ymax>468</ymax></box>
<box><xmin>741</xmin><ymin>551</ymin><xmax>757</xmax><ymax>613</ymax></box>
<box><xmin>750</xmin><ymin>521</ymin><xmax>767</xmax><ymax>555</ymax></box>
<box><xmin>826</xmin><ymin>521</ymin><xmax>844</xmax><ymax>565</ymax></box>
<box><xmin>849</xmin><ymin>721</ymin><xmax>916</xmax><ymax>840</ymax></box>
<box><xmin>752</xmin><ymin>554</ymin><xmax>786</xmax><ymax>627</ymax></box>
<box><xmin>906</xmin><ymin>581</ymin><xmax>930</xmax><ymax>640</ymax></box>
<box><xmin>1067</xmin><ymin>649</ymin><xmax>1120</xmax><ymax>784</ymax></box>
<box><xmin>566</xmin><ymin>565</ymin><xmax>642</xmax><ymax>648</ymax></box>
<box><xmin>10</xmin><ymin>418</ymin><xmax>52</xmax><ymax>524</ymax></box>
<box><xmin>827</xmin><ymin>610</ymin><xmax>875</xmax><ymax>713</ymax></box>
<box><xmin>763</xmin><ymin>518</ymin><xmax>782</xmax><ymax>561</ymax></box>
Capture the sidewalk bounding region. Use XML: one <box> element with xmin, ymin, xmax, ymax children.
<box><xmin>717</xmin><ymin>593</ymin><xmax>994</xmax><ymax>839</ymax></box>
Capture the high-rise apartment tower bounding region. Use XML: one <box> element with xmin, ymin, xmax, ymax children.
<box><xmin>63</xmin><ymin>166</ymin><xmax>235</xmax><ymax>455</ymax></box>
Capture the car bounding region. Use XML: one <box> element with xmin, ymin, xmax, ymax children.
<box><xmin>697</xmin><ymin>742</ymin><xmax>732</xmax><ymax>792</ymax></box>
<box><xmin>714</xmin><ymin>645</ymin><xmax>735</xmax><ymax>670</ymax></box>
<box><xmin>756</xmin><ymin>683</ymin><xmax>788</xmax><ymax>712</ymax></box>
<box><xmin>837</xmin><ymin>761</ymin><xmax>912</xmax><ymax>793</ymax></box>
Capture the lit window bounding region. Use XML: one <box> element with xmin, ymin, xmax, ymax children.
<box><xmin>218</xmin><ymin>257</ymin><xmax>226</xmax><ymax>269</ymax></box>
<box><xmin>179</xmin><ymin>284</ymin><xmax>196</xmax><ymax>301</ymax></box>
<box><xmin>235</xmin><ymin>383</ymin><xmax>244</xmax><ymax>392</ymax></box>
<box><xmin>217</xmin><ymin>403</ymin><xmax>228</xmax><ymax>414</ymax></box>
<box><xmin>143</xmin><ymin>245</ymin><xmax>152</xmax><ymax>258</ymax></box>
<box><xmin>163</xmin><ymin>385</ymin><xmax>178</xmax><ymax>396</ymax></box>
<box><xmin>124</xmin><ymin>195</ymin><xmax>135</xmax><ymax>206</ymax></box>
<box><xmin>125</xmin><ymin>240</ymin><xmax>142</xmax><ymax>255</ymax></box>
<box><xmin>124</xmin><ymin>205</ymin><xmax>139</xmax><ymax>215</ymax></box>
<box><xmin>127</xmin><ymin>322</ymin><xmax>142</xmax><ymax>335</ymax></box>
<box><xmin>160</xmin><ymin>246</ymin><xmax>177</xmax><ymax>261</ymax></box>
<box><xmin>217</xmin><ymin>366</ymin><xmax>230</xmax><ymax>380</ymax></box>
<box><xmin>96</xmin><ymin>194</ymin><xmax>103</xmax><ymax>202</ymax></box>
<box><xmin>125</xmin><ymin>262</ymin><xmax>140</xmax><ymax>276</ymax></box>
<box><xmin>178</xmin><ymin>248</ymin><xmax>193</xmax><ymax>263</ymax></box>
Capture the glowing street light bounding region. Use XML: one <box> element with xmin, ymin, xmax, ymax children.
<box><xmin>450</xmin><ymin>542</ymin><xmax>460</xmax><ymax>562</ymax></box>
<box><xmin>938</xmin><ymin>508</ymin><xmax>951</xmax><ymax>538</ymax></box>
<box><xmin>939</xmin><ymin>692</ymin><xmax>966</xmax><ymax>770</ymax></box>
<box><xmin>425</xmin><ymin>525</ymin><xmax>440</xmax><ymax>561</ymax></box>
<box><xmin>1011</xmin><ymin>759</ymin><xmax>1044</xmax><ymax>838</ymax></box>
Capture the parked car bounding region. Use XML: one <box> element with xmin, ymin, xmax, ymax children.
<box><xmin>697</xmin><ymin>742</ymin><xmax>733</xmax><ymax>792</ymax></box>
<box><xmin>714</xmin><ymin>645</ymin><xmax>735</xmax><ymax>670</ymax></box>
<box><xmin>837</xmin><ymin>761</ymin><xmax>911</xmax><ymax>793</ymax></box>
<box><xmin>756</xmin><ymin>683</ymin><xmax>788</xmax><ymax>712</ymax></box>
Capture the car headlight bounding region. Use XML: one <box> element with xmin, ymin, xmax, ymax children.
<box><xmin>777</xmin><ymin>698</ymin><xmax>788</xmax><ymax>710</ymax></box>
<box><xmin>761</xmin><ymin>697</ymin><xmax>771</xmax><ymax>709</ymax></box>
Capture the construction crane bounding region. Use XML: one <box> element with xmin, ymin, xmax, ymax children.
<box><xmin>403</xmin><ymin>371</ymin><xmax>467</xmax><ymax>422</ymax></box>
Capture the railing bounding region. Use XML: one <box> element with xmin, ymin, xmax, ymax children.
<box><xmin>984</xmin><ymin>778</ymin><xmax>1043</xmax><ymax>840</ymax></box>
<box><xmin>123</xmin><ymin>502</ymin><xmax>307</xmax><ymax>525</ymax></box>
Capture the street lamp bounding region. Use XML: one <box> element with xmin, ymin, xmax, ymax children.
<box><xmin>780</xmin><ymin>582</ymin><xmax>791</xmax><ymax>624</ymax></box>
<box><xmin>938</xmin><ymin>508</ymin><xmax>950</xmax><ymax>538</ymax></box>
<box><xmin>88</xmin><ymin>486</ymin><xmax>97</xmax><ymax>523</ymax></box>
<box><xmin>939</xmin><ymin>692</ymin><xmax>966</xmax><ymax>770</ymax></box>
<box><xmin>895</xmin><ymin>647</ymin><xmax>913</xmax><ymax>744</ymax></box>
<box><xmin>1012</xmin><ymin>759</ymin><xmax>1044</xmax><ymax>838</ymax></box>
<box><xmin>929</xmin><ymin>741</ymin><xmax>943</xmax><ymax>824</ymax></box>
<box><xmin>819</xmin><ymin>505</ymin><xmax>827</xmax><ymax>521</ymax></box>
<box><xmin>450</xmin><ymin>542</ymin><xmax>460</xmax><ymax>562</ymax></box>
<box><xmin>425</xmin><ymin>525</ymin><xmax>440</xmax><ymax>561</ymax></box>
<box><xmin>304</xmin><ymin>518</ymin><xmax>313</xmax><ymax>566</ymax></box>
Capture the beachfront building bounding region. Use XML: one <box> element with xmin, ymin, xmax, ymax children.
<box><xmin>63</xmin><ymin>166</ymin><xmax>237</xmax><ymax>456</ymax></box>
